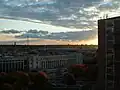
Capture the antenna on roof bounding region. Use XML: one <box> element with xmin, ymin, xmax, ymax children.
<box><xmin>103</xmin><ymin>13</ymin><xmax>108</xmax><ymax>19</ymax></box>
<box><xmin>103</xmin><ymin>14</ymin><xmax>106</xmax><ymax>19</ymax></box>
<box><xmin>14</xmin><ymin>42</ymin><xmax>16</xmax><ymax>46</ymax></box>
<box><xmin>106</xmin><ymin>14</ymin><xmax>108</xmax><ymax>19</ymax></box>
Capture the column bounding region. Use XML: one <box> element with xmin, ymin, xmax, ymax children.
<box><xmin>46</xmin><ymin>61</ymin><xmax>48</xmax><ymax>69</ymax></box>
<box><xmin>55</xmin><ymin>61</ymin><xmax>57</xmax><ymax>67</ymax></box>
<box><xmin>11</xmin><ymin>60</ymin><xmax>12</xmax><ymax>71</ymax></box>
<box><xmin>49</xmin><ymin>61</ymin><xmax>51</xmax><ymax>69</ymax></box>
<box><xmin>14</xmin><ymin>60</ymin><xmax>16</xmax><ymax>71</ymax></box>
<box><xmin>58</xmin><ymin>60</ymin><xmax>60</xmax><ymax>67</ymax></box>
<box><xmin>42</xmin><ymin>61</ymin><xmax>44</xmax><ymax>68</ymax></box>
<box><xmin>60</xmin><ymin>60</ymin><xmax>61</xmax><ymax>66</ymax></box>
<box><xmin>44</xmin><ymin>61</ymin><xmax>46</xmax><ymax>69</ymax></box>
<box><xmin>57</xmin><ymin>60</ymin><xmax>58</xmax><ymax>67</ymax></box>
<box><xmin>1</xmin><ymin>60</ymin><xmax>3</xmax><ymax>72</ymax></box>
<box><xmin>8</xmin><ymin>61</ymin><xmax>10</xmax><ymax>72</ymax></box>
<box><xmin>41</xmin><ymin>61</ymin><xmax>43</xmax><ymax>69</ymax></box>
<box><xmin>5</xmin><ymin>60</ymin><xmax>6</xmax><ymax>72</ymax></box>
<box><xmin>45</xmin><ymin>61</ymin><xmax>46</xmax><ymax>69</ymax></box>
<box><xmin>19</xmin><ymin>61</ymin><xmax>21</xmax><ymax>71</ymax></box>
<box><xmin>55</xmin><ymin>61</ymin><xmax>56</xmax><ymax>68</ymax></box>
<box><xmin>39</xmin><ymin>60</ymin><xmax>41</xmax><ymax>69</ymax></box>
<box><xmin>47</xmin><ymin>61</ymin><xmax>49</xmax><ymax>69</ymax></box>
<box><xmin>15</xmin><ymin>60</ymin><xmax>18</xmax><ymax>71</ymax></box>
<box><xmin>53</xmin><ymin>61</ymin><xmax>54</xmax><ymax>68</ymax></box>
<box><xmin>63</xmin><ymin>60</ymin><xmax>65</xmax><ymax>66</ymax></box>
<box><xmin>48</xmin><ymin>61</ymin><xmax>49</xmax><ymax>68</ymax></box>
<box><xmin>23</xmin><ymin>60</ymin><xmax>24</xmax><ymax>70</ymax></box>
<box><xmin>17</xmin><ymin>60</ymin><xmax>18</xmax><ymax>71</ymax></box>
<box><xmin>46</xmin><ymin>61</ymin><xmax>47</xmax><ymax>69</ymax></box>
<box><xmin>16</xmin><ymin>60</ymin><xmax>18</xmax><ymax>71</ymax></box>
<box><xmin>10</xmin><ymin>60</ymin><xmax>12</xmax><ymax>72</ymax></box>
<box><xmin>51</xmin><ymin>61</ymin><xmax>53</xmax><ymax>68</ymax></box>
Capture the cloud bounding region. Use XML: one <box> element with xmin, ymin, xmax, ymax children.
<box><xmin>0</xmin><ymin>30</ymin><xmax>98</xmax><ymax>45</ymax></box>
<box><xmin>0</xmin><ymin>29</ymin><xmax>97</xmax><ymax>41</ymax></box>
<box><xmin>0</xmin><ymin>0</ymin><xmax>120</xmax><ymax>31</ymax></box>
<box><xmin>0</xmin><ymin>29</ymin><xmax>96</xmax><ymax>41</ymax></box>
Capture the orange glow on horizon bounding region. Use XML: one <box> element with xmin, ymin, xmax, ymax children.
<box><xmin>0</xmin><ymin>34</ymin><xmax>98</xmax><ymax>45</ymax></box>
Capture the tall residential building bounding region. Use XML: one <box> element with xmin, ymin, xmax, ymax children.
<box><xmin>97</xmin><ymin>16</ymin><xmax>120</xmax><ymax>90</ymax></box>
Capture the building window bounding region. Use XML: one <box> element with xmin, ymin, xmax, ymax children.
<box><xmin>36</xmin><ymin>61</ymin><xmax>38</xmax><ymax>64</ymax></box>
<box><xmin>36</xmin><ymin>65</ymin><xmax>38</xmax><ymax>69</ymax></box>
<box><xmin>106</xmin><ymin>54</ymin><xmax>114</xmax><ymax>60</ymax></box>
<box><xmin>106</xmin><ymin>33</ymin><xmax>113</xmax><ymax>40</ymax></box>
<box><xmin>107</xmin><ymin>40</ymin><xmax>114</xmax><ymax>49</ymax></box>
<box><xmin>106</xmin><ymin>21</ymin><xmax>114</xmax><ymax>28</ymax></box>
<box><xmin>107</xmin><ymin>49</ymin><xmax>114</xmax><ymax>54</ymax></box>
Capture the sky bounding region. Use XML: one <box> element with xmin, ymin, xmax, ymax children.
<box><xmin>0</xmin><ymin>0</ymin><xmax>120</xmax><ymax>44</ymax></box>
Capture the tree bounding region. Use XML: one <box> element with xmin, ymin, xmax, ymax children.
<box><xmin>63</xmin><ymin>73</ymin><xmax>76</xmax><ymax>85</ymax></box>
<box><xmin>68</xmin><ymin>64</ymin><xmax>88</xmax><ymax>79</ymax></box>
<box><xmin>13</xmin><ymin>71</ymin><xmax>29</xmax><ymax>90</ymax></box>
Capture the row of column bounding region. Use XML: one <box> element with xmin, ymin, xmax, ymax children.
<box><xmin>41</xmin><ymin>60</ymin><xmax>68</xmax><ymax>69</ymax></box>
<box><xmin>0</xmin><ymin>60</ymin><xmax>24</xmax><ymax>72</ymax></box>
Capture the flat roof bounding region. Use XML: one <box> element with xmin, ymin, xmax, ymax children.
<box><xmin>99</xmin><ymin>16</ymin><xmax>120</xmax><ymax>21</ymax></box>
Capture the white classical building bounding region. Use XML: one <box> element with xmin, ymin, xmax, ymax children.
<box><xmin>0</xmin><ymin>55</ymin><xmax>27</xmax><ymax>72</ymax></box>
<box><xmin>0</xmin><ymin>53</ymin><xmax>84</xmax><ymax>72</ymax></box>
<box><xmin>29</xmin><ymin>53</ymin><xmax>84</xmax><ymax>70</ymax></box>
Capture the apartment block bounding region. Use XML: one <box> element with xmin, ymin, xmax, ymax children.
<box><xmin>97</xmin><ymin>17</ymin><xmax>120</xmax><ymax>90</ymax></box>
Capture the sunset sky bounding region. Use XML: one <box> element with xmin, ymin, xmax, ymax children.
<box><xmin>0</xmin><ymin>0</ymin><xmax>120</xmax><ymax>45</ymax></box>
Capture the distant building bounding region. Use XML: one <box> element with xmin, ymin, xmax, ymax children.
<box><xmin>0</xmin><ymin>56</ymin><xmax>28</xmax><ymax>72</ymax></box>
<box><xmin>97</xmin><ymin>16</ymin><xmax>120</xmax><ymax>90</ymax></box>
<box><xmin>0</xmin><ymin>45</ymin><xmax>85</xmax><ymax>72</ymax></box>
<box><xmin>29</xmin><ymin>53</ymin><xmax>84</xmax><ymax>70</ymax></box>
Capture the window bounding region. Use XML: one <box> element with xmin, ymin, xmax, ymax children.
<box><xmin>106</xmin><ymin>29</ymin><xmax>114</xmax><ymax>40</ymax></box>
<box><xmin>106</xmin><ymin>21</ymin><xmax>114</xmax><ymax>28</ymax></box>
<box><xmin>107</xmin><ymin>35</ymin><xmax>114</xmax><ymax>41</ymax></box>
<box><xmin>106</xmin><ymin>54</ymin><xmax>114</xmax><ymax>61</ymax></box>
<box><xmin>36</xmin><ymin>61</ymin><xmax>38</xmax><ymax>64</ymax></box>
<box><xmin>107</xmin><ymin>40</ymin><xmax>114</xmax><ymax>49</ymax></box>
<box><xmin>107</xmin><ymin>49</ymin><xmax>114</xmax><ymax>53</ymax></box>
<box><xmin>107</xmin><ymin>43</ymin><xmax>114</xmax><ymax>49</ymax></box>
<box><xmin>36</xmin><ymin>65</ymin><xmax>38</xmax><ymax>69</ymax></box>
<box><xmin>106</xmin><ymin>28</ymin><xmax>114</xmax><ymax>33</ymax></box>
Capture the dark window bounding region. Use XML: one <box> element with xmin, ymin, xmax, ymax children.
<box><xmin>107</xmin><ymin>54</ymin><xmax>114</xmax><ymax>60</ymax></box>
<box><xmin>107</xmin><ymin>40</ymin><xmax>114</xmax><ymax>49</ymax></box>
<box><xmin>106</xmin><ymin>31</ymin><xmax>113</xmax><ymax>40</ymax></box>
<box><xmin>106</xmin><ymin>22</ymin><xmax>114</xmax><ymax>27</ymax></box>
<box><xmin>107</xmin><ymin>49</ymin><xmax>114</xmax><ymax>54</ymax></box>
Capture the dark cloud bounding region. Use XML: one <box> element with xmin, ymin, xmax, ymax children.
<box><xmin>0</xmin><ymin>29</ymin><xmax>97</xmax><ymax>41</ymax></box>
<box><xmin>0</xmin><ymin>29</ymin><xmax>21</xmax><ymax>33</ymax></box>
<box><xmin>0</xmin><ymin>29</ymin><xmax>96</xmax><ymax>41</ymax></box>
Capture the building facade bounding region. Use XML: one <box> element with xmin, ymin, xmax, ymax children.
<box><xmin>29</xmin><ymin>53</ymin><xmax>83</xmax><ymax>70</ymax></box>
<box><xmin>97</xmin><ymin>17</ymin><xmax>120</xmax><ymax>90</ymax></box>
<box><xmin>0</xmin><ymin>56</ymin><xmax>28</xmax><ymax>72</ymax></box>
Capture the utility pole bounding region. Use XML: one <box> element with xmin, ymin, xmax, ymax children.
<box><xmin>24</xmin><ymin>35</ymin><xmax>30</xmax><ymax>72</ymax></box>
<box><xmin>27</xmin><ymin>35</ymin><xmax>29</xmax><ymax>45</ymax></box>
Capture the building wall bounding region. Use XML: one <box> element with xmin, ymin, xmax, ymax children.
<box><xmin>0</xmin><ymin>56</ymin><xmax>27</xmax><ymax>72</ymax></box>
<box><xmin>29</xmin><ymin>53</ymin><xmax>83</xmax><ymax>70</ymax></box>
<box><xmin>97</xmin><ymin>17</ymin><xmax>120</xmax><ymax>90</ymax></box>
<box><xmin>97</xmin><ymin>19</ymin><xmax>106</xmax><ymax>90</ymax></box>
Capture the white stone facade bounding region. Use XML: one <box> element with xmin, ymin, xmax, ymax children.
<box><xmin>29</xmin><ymin>53</ymin><xmax>83</xmax><ymax>70</ymax></box>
